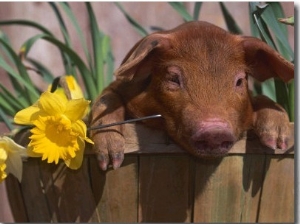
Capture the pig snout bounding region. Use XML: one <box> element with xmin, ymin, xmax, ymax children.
<box><xmin>191</xmin><ymin>121</ymin><xmax>236</xmax><ymax>156</ymax></box>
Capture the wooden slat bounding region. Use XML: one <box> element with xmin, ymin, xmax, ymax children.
<box><xmin>37</xmin><ymin>158</ymin><xmax>100</xmax><ymax>222</ymax></box>
<box><xmin>257</xmin><ymin>155</ymin><xmax>294</xmax><ymax>222</ymax></box>
<box><xmin>19</xmin><ymin>158</ymin><xmax>51</xmax><ymax>222</ymax></box>
<box><xmin>138</xmin><ymin>155</ymin><xmax>193</xmax><ymax>222</ymax></box>
<box><xmin>193</xmin><ymin>155</ymin><xmax>265</xmax><ymax>222</ymax></box>
<box><xmin>3</xmin><ymin>176</ymin><xmax>28</xmax><ymax>222</ymax></box>
<box><xmin>89</xmin><ymin>155</ymin><xmax>138</xmax><ymax>222</ymax></box>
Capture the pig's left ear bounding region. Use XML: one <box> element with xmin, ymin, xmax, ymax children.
<box><xmin>241</xmin><ymin>36</ymin><xmax>294</xmax><ymax>82</ymax></box>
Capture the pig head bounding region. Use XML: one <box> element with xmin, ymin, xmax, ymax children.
<box><xmin>89</xmin><ymin>21</ymin><xmax>294</xmax><ymax>170</ymax></box>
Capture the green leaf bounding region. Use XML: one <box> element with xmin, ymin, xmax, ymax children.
<box><xmin>0</xmin><ymin>107</ymin><xmax>14</xmax><ymax>131</ymax></box>
<box><xmin>261</xmin><ymin>79</ymin><xmax>276</xmax><ymax>102</ymax></box>
<box><xmin>193</xmin><ymin>2</ymin><xmax>202</xmax><ymax>21</ymax></box>
<box><xmin>219</xmin><ymin>2</ymin><xmax>243</xmax><ymax>34</ymax></box>
<box><xmin>49</xmin><ymin>2</ymin><xmax>76</xmax><ymax>76</ymax></box>
<box><xmin>274</xmin><ymin>79</ymin><xmax>290</xmax><ymax>117</ymax></box>
<box><xmin>278</xmin><ymin>16</ymin><xmax>294</xmax><ymax>26</ymax></box>
<box><xmin>19</xmin><ymin>33</ymin><xmax>46</xmax><ymax>58</ymax></box>
<box><xmin>40</xmin><ymin>35</ymin><xmax>98</xmax><ymax>100</ymax></box>
<box><xmin>0</xmin><ymin>30</ymin><xmax>14</xmax><ymax>62</ymax></box>
<box><xmin>249</xmin><ymin>2</ymin><xmax>261</xmax><ymax>38</ymax></box>
<box><xmin>101</xmin><ymin>35</ymin><xmax>115</xmax><ymax>88</ymax></box>
<box><xmin>0</xmin><ymin>20</ymin><xmax>53</xmax><ymax>35</ymax></box>
<box><xmin>258</xmin><ymin>3</ymin><xmax>293</xmax><ymax>60</ymax></box>
<box><xmin>86</xmin><ymin>2</ymin><xmax>105</xmax><ymax>92</ymax></box>
<box><xmin>169</xmin><ymin>2</ymin><xmax>193</xmax><ymax>22</ymax></box>
<box><xmin>58</xmin><ymin>2</ymin><xmax>93</xmax><ymax>71</ymax></box>
<box><xmin>249</xmin><ymin>2</ymin><xmax>294</xmax><ymax>120</ymax></box>
<box><xmin>26</xmin><ymin>58</ymin><xmax>55</xmax><ymax>84</ymax></box>
<box><xmin>105</xmin><ymin>50</ymin><xmax>115</xmax><ymax>86</ymax></box>
<box><xmin>0</xmin><ymin>40</ymin><xmax>39</xmax><ymax>103</ymax></box>
<box><xmin>0</xmin><ymin>83</ymin><xmax>29</xmax><ymax>110</ymax></box>
<box><xmin>0</xmin><ymin>92</ymin><xmax>17</xmax><ymax>117</ymax></box>
<box><xmin>250</xmin><ymin>5</ymin><xmax>274</xmax><ymax>47</ymax></box>
<box><xmin>115</xmin><ymin>2</ymin><xmax>148</xmax><ymax>37</ymax></box>
<box><xmin>0</xmin><ymin>18</ymin><xmax>74</xmax><ymax>77</ymax></box>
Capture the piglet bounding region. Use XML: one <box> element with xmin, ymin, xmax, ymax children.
<box><xmin>89</xmin><ymin>21</ymin><xmax>294</xmax><ymax>170</ymax></box>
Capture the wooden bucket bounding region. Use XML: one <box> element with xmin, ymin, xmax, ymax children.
<box><xmin>2</xmin><ymin>123</ymin><xmax>294</xmax><ymax>222</ymax></box>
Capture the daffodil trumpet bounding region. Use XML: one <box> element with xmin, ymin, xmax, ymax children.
<box><xmin>88</xmin><ymin>114</ymin><xmax>162</xmax><ymax>130</ymax></box>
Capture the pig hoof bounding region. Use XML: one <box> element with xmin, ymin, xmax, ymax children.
<box><xmin>252</xmin><ymin>95</ymin><xmax>291</xmax><ymax>151</ymax></box>
<box><xmin>92</xmin><ymin>132</ymin><xmax>125</xmax><ymax>171</ymax></box>
<box><xmin>110</xmin><ymin>152</ymin><xmax>124</xmax><ymax>170</ymax></box>
<box><xmin>97</xmin><ymin>152</ymin><xmax>110</xmax><ymax>171</ymax></box>
<box><xmin>254</xmin><ymin>119</ymin><xmax>290</xmax><ymax>151</ymax></box>
<box><xmin>258</xmin><ymin>132</ymin><xmax>289</xmax><ymax>151</ymax></box>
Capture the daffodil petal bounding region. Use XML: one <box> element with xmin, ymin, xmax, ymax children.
<box><xmin>5</xmin><ymin>150</ymin><xmax>23</xmax><ymax>182</ymax></box>
<box><xmin>72</xmin><ymin>120</ymin><xmax>87</xmax><ymax>138</ymax></box>
<box><xmin>64</xmin><ymin>138</ymin><xmax>84</xmax><ymax>170</ymax></box>
<box><xmin>72</xmin><ymin>121</ymin><xmax>94</xmax><ymax>144</ymax></box>
<box><xmin>27</xmin><ymin>146</ymin><xmax>43</xmax><ymax>158</ymax></box>
<box><xmin>65</xmin><ymin>98</ymin><xmax>90</xmax><ymax>121</ymax></box>
<box><xmin>4</xmin><ymin>136</ymin><xmax>27</xmax><ymax>156</ymax></box>
<box><xmin>85</xmin><ymin>137</ymin><xmax>94</xmax><ymax>145</ymax></box>
<box><xmin>65</xmin><ymin>76</ymin><xmax>84</xmax><ymax>99</ymax></box>
<box><xmin>39</xmin><ymin>92</ymin><xmax>67</xmax><ymax>115</ymax></box>
<box><xmin>0</xmin><ymin>136</ymin><xmax>27</xmax><ymax>182</ymax></box>
<box><xmin>0</xmin><ymin>162</ymin><xmax>7</xmax><ymax>183</ymax></box>
<box><xmin>0</xmin><ymin>147</ymin><xmax>7</xmax><ymax>162</ymax></box>
<box><xmin>53</xmin><ymin>88</ymin><xmax>68</xmax><ymax>101</ymax></box>
<box><xmin>14</xmin><ymin>105</ymin><xmax>40</xmax><ymax>125</ymax></box>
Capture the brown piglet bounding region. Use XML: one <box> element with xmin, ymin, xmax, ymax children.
<box><xmin>89</xmin><ymin>21</ymin><xmax>294</xmax><ymax>170</ymax></box>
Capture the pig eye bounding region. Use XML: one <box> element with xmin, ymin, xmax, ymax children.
<box><xmin>165</xmin><ymin>66</ymin><xmax>183</xmax><ymax>91</ymax></box>
<box><xmin>235</xmin><ymin>78</ymin><xmax>243</xmax><ymax>87</ymax></box>
<box><xmin>165</xmin><ymin>73</ymin><xmax>181</xmax><ymax>91</ymax></box>
<box><xmin>234</xmin><ymin>73</ymin><xmax>247</xmax><ymax>90</ymax></box>
<box><xmin>169</xmin><ymin>74</ymin><xmax>181</xmax><ymax>85</ymax></box>
<box><xmin>234</xmin><ymin>73</ymin><xmax>248</xmax><ymax>94</ymax></box>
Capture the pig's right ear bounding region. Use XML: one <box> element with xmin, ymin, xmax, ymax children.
<box><xmin>241</xmin><ymin>36</ymin><xmax>294</xmax><ymax>83</ymax></box>
<box><xmin>114</xmin><ymin>33</ymin><xmax>171</xmax><ymax>81</ymax></box>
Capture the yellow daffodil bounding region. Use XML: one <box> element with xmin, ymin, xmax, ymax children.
<box><xmin>64</xmin><ymin>75</ymin><xmax>84</xmax><ymax>99</ymax></box>
<box><xmin>14</xmin><ymin>91</ymin><xmax>93</xmax><ymax>170</ymax></box>
<box><xmin>48</xmin><ymin>75</ymin><xmax>84</xmax><ymax>100</ymax></box>
<box><xmin>0</xmin><ymin>136</ymin><xmax>27</xmax><ymax>183</ymax></box>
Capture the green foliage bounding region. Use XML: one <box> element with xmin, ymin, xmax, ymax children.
<box><xmin>0</xmin><ymin>3</ymin><xmax>115</xmax><ymax>130</ymax></box>
<box><xmin>248</xmin><ymin>2</ymin><xmax>294</xmax><ymax>121</ymax></box>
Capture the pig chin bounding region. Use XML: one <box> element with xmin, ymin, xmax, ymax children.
<box><xmin>190</xmin><ymin>140</ymin><xmax>235</xmax><ymax>158</ymax></box>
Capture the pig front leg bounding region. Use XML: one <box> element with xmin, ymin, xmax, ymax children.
<box><xmin>252</xmin><ymin>95</ymin><xmax>291</xmax><ymax>150</ymax></box>
<box><xmin>89</xmin><ymin>88</ymin><xmax>126</xmax><ymax>170</ymax></box>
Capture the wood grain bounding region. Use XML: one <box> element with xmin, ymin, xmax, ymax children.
<box><xmin>193</xmin><ymin>155</ymin><xmax>265</xmax><ymax>222</ymax></box>
<box><xmin>138</xmin><ymin>155</ymin><xmax>193</xmax><ymax>222</ymax></box>
<box><xmin>89</xmin><ymin>155</ymin><xmax>138</xmax><ymax>222</ymax></box>
<box><xmin>257</xmin><ymin>155</ymin><xmax>294</xmax><ymax>222</ymax></box>
<box><xmin>19</xmin><ymin>159</ymin><xmax>51</xmax><ymax>221</ymax></box>
<box><xmin>37</xmin><ymin>158</ymin><xmax>99</xmax><ymax>222</ymax></box>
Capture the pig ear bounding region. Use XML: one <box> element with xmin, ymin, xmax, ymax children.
<box><xmin>241</xmin><ymin>36</ymin><xmax>294</xmax><ymax>82</ymax></box>
<box><xmin>114</xmin><ymin>33</ymin><xmax>170</xmax><ymax>81</ymax></box>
